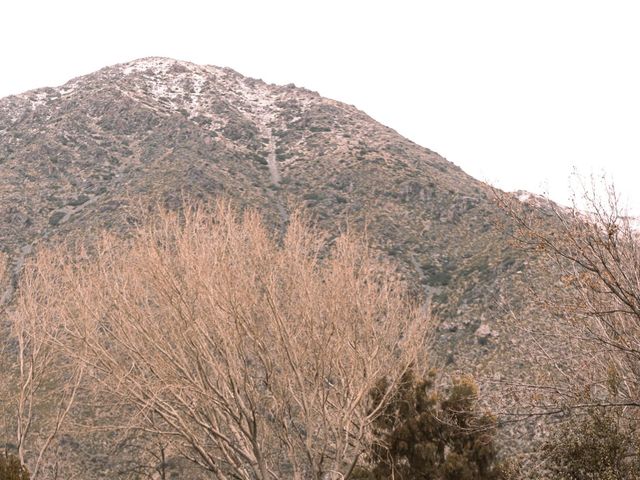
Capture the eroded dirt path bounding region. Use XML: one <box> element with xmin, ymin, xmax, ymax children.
<box><xmin>235</xmin><ymin>81</ymin><xmax>288</xmax><ymax>226</ymax></box>
<box><xmin>259</xmin><ymin>121</ymin><xmax>281</xmax><ymax>186</ymax></box>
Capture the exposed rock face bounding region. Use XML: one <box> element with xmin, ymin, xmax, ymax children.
<box><xmin>475</xmin><ymin>323</ymin><xmax>493</xmax><ymax>345</ymax></box>
<box><xmin>0</xmin><ymin>56</ymin><xmax>549</xmax><ymax>379</ymax></box>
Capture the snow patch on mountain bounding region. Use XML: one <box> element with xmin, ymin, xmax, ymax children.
<box><xmin>122</xmin><ymin>58</ymin><xmax>211</xmax><ymax>114</ymax></box>
<box><xmin>120</xmin><ymin>57</ymin><xmax>282</xmax><ymax>133</ymax></box>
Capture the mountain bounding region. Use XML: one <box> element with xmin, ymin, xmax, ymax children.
<box><xmin>1</xmin><ymin>56</ymin><xmax>567</xmax><ymax>476</ymax></box>
<box><xmin>1</xmin><ymin>57</ymin><xmax>545</xmax><ymax>392</ymax></box>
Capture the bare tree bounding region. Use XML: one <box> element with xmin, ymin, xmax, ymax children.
<box><xmin>2</xmin><ymin>251</ymin><xmax>85</xmax><ymax>479</ymax></box>
<box><xmin>499</xmin><ymin>181</ymin><xmax>640</xmax><ymax>413</ymax></box>
<box><xmin>19</xmin><ymin>201</ymin><xmax>431</xmax><ymax>480</ymax></box>
<box><xmin>0</xmin><ymin>252</ymin><xmax>7</xmax><ymax>298</ymax></box>
<box><xmin>0</xmin><ymin>252</ymin><xmax>11</xmax><ymax>447</ymax></box>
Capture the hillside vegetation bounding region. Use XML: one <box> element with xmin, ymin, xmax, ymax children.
<box><xmin>3</xmin><ymin>58</ymin><xmax>640</xmax><ymax>478</ymax></box>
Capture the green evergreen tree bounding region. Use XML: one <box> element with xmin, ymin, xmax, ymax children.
<box><xmin>354</xmin><ymin>370</ymin><xmax>511</xmax><ymax>480</ymax></box>
<box><xmin>0</xmin><ymin>453</ymin><xmax>30</xmax><ymax>480</ymax></box>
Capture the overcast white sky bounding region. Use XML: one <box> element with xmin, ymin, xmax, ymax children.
<box><xmin>2</xmin><ymin>1</ymin><xmax>639</xmax><ymax>213</ymax></box>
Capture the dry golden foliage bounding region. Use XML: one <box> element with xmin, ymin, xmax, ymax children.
<box><xmin>17</xmin><ymin>201</ymin><xmax>431</xmax><ymax>480</ymax></box>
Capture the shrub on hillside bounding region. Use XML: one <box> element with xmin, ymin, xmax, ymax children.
<box><xmin>0</xmin><ymin>454</ymin><xmax>29</xmax><ymax>480</ymax></box>
<box><xmin>541</xmin><ymin>408</ymin><xmax>640</xmax><ymax>480</ymax></box>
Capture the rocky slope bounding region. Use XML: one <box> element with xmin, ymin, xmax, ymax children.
<box><xmin>0</xmin><ymin>56</ymin><xmax>571</xmax><ymax>477</ymax></box>
<box><xmin>1</xmin><ymin>57</ymin><xmax>549</xmax><ymax>410</ymax></box>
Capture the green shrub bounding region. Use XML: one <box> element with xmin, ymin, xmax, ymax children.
<box><xmin>0</xmin><ymin>454</ymin><xmax>30</xmax><ymax>480</ymax></box>
<box><xmin>542</xmin><ymin>408</ymin><xmax>640</xmax><ymax>480</ymax></box>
